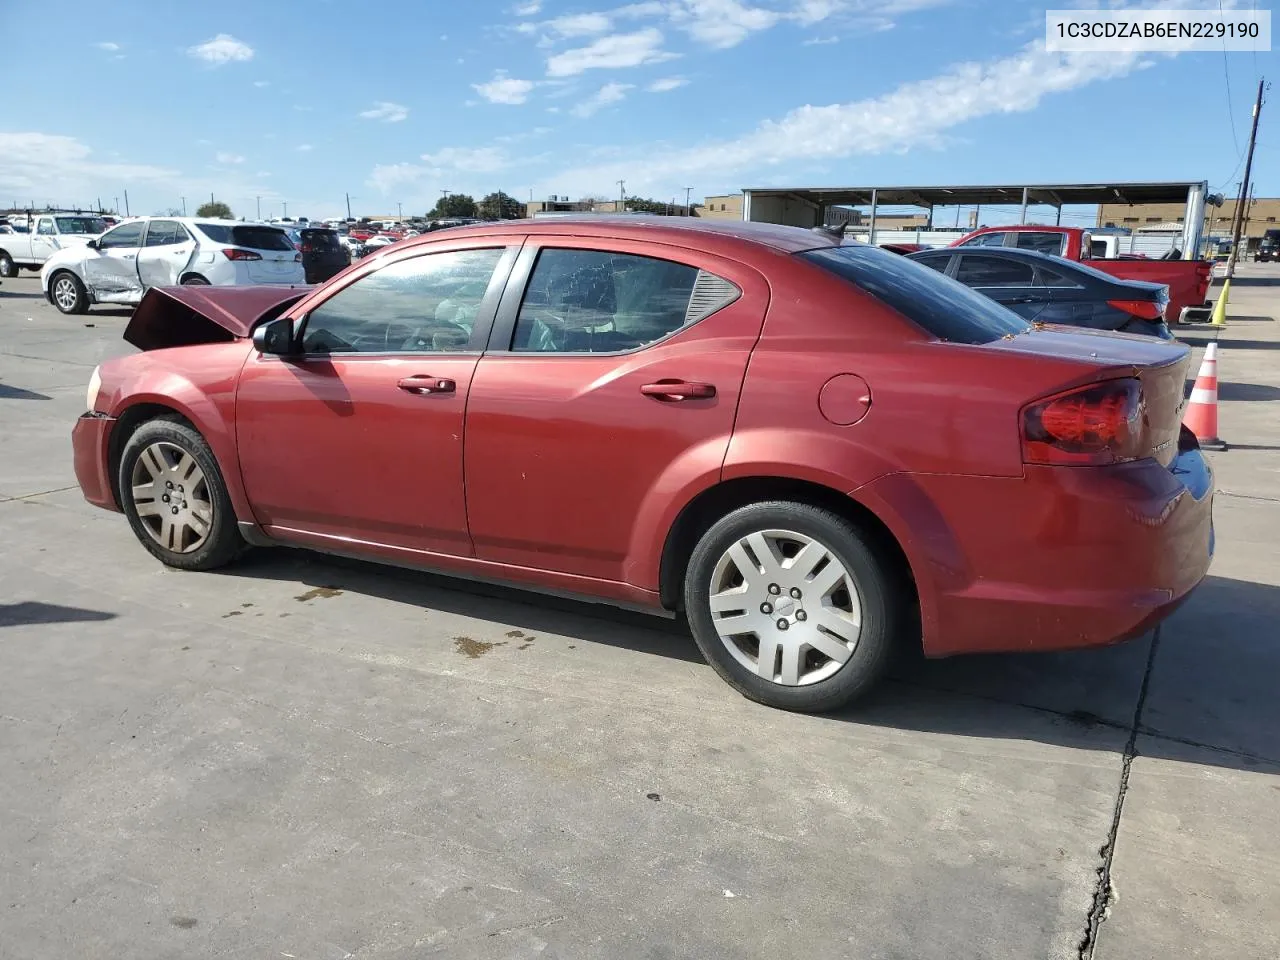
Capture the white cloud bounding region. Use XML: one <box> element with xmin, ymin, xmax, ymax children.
<box><xmin>368</xmin><ymin>146</ymin><xmax>513</xmax><ymax>194</ymax></box>
<box><xmin>473</xmin><ymin>73</ymin><xmax>536</xmax><ymax>105</ymax></box>
<box><xmin>297</xmin><ymin>144</ymin><xmax>314</xmax><ymax>152</ymax></box>
<box><xmin>546</xmin><ymin>12</ymin><xmax>614</xmax><ymax>36</ymax></box>
<box><xmin>253</xmin><ymin>80</ymin><xmax>270</xmax><ymax>87</ymax></box>
<box><xmin>216</xmin><ymin>151</ymin><xmax>246</xmax><ymax>164</ymax></box>
<box><xmin>546</xmin><ymin>28</ymin><xmax>676</xmax><ymax>76</ymax></box>
<box><xmin>540</xmin><ymin>39</ymin><xmax>1163</xmax><ymax>196</ymax></box>
<box><xmin>648</xmin><ymin>76</ymin><xmax>688</xmax><ymax>92</ymax></box>
<box><xmin>0</xmin><ymin>132</ymin><xmax>177</xmax><ymax>201</ymax></box>
<box><xmin>669</xmin><ymin>0</ymin><xmax>781</xmax><ymax>48</ymax></box>
<box><xmin>514</xmin><ymin>0</ymin><xmax>542</xmax><ymax>13</ymax></box>
<box><xmin>572</xmin><ymin>82</ymin><xmax>634</xmax><ymax>117</ymax></box>
<box><xmin>360</xmin><ymin>101</ymin><xmax>409</xmax><ymax>122</ymax></box>
<box><xmin>96</xmin><ymin>41</ymin><xmax>120</xmax><ymax>51</ymax></box>
<box><xmin>803</xmin><ymin>35</ymin><xmax>839</xmax><ymax>44</ymax></box>
<box><xmin>186</xmin><ymin>33</ymin><xmax>255</xmax><ymax>65</ymax></box>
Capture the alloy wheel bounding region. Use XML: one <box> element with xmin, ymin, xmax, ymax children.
<box><xmin>708</xmin><ymin>529</ymin><xmax>862</xmax><ymax>686</ymax></box>
<box><xmin>54</xmin><ymin>276</ymin><xmax>78</xmax><ymax>311</ymax></box>
<box><xmin>129</xmin><ymin>441</ymin><xmax>214</xmax><ymax>554</ymax></box>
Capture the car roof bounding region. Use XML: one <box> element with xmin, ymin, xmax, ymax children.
<box><xmin>967</xmin><ymin>225</ymin><xmax>1084</xmax><ymax>234</ymax></box>
<box><xmin>394</xmin><ymin>216</ymin><xmax>841</xmax><ymax>257</ymax></box>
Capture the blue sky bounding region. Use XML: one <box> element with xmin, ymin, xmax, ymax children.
<box><xmin>1</xmin><ymin>0</ymin><xmax>1272</xmax><ymax>222</ymax></box>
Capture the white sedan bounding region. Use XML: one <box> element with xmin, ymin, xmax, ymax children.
<box><xmin>40</xmin><ymin>216</ymin><xmax>306</xmax><ymax>315</ymax></box>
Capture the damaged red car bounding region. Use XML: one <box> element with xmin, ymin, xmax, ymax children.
<box><xmin>72</xmin><ymin>218</ymin><xmax>1214</xmax><ymax>712</ymax></box>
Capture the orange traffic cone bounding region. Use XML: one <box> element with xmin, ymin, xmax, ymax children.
<box><xmin>1183</xmin><ymin>342</ymin><xmax>1227</xmax><ymax>451</ymax></box>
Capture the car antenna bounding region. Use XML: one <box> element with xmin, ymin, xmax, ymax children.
<box><xmin>811</xmin><ymin>222</ymin><xmax>848</xmax><ymax>242</ymax></box>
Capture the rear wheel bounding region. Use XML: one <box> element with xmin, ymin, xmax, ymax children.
<box><xmin>180</xmin><ymin>274</ymin><xmax>210</xmax><ymax>285</ymax></box>
<box><xmin>684</xmin><ymin>502</ymin><xmax>900</xmax><ymax>712</ymax></box>
<box><xmin>118</xmin><ymin>418</ymin><xmax>243</xmax><ymax>570</ymax></box>
<box><xmin>50</xmin><ymin>271</ymin><xmax>88</xmax><ymax>315</ymax></box>
<box><xmin>0</xmin><ymin>253</ymin><xmax>16</xmax><ymax>278</ymax></box>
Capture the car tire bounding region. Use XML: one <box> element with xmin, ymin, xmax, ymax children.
<box><xmin>180</xmin><ymin>274</ymin><xmax>210</xmax><ymax>285</ymax></box>
<box><xmin>49</xmin><ymin>271</ymin><xmax>88</xmax><ymax>315</ymax></box>
<box><xmin>0</xmin><ymin>253</ymin><xmax>16</xmax><ymax>278</ymax></box>
<box><xmin>683</xmin><ymin>501</ymin><xmax>901</xmax><ymax>712</ymax></box>
<box><xmin>118</xmin><ymin>417</ymin><xmax>243</xmax><ymax>571</ymax></box>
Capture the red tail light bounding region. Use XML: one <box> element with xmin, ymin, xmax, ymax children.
<box><xmin>1106</xmin><ymin>299</ymin><xmax>1164</xmax><ymax>321</ymax></box>
<box><xmin>300</xmin><ymin>241</ymin><xmax>313</xmax><ymax>253</ymax></box>
<box><xmin>1022</xmin><ymin>378</ymin><xmax>1143</xmax><ymax>465</ymax></box>
<box><xmin>222</xmin><ymin>248</ymin><xmax>262</xmax><ymax>261</ymax></box>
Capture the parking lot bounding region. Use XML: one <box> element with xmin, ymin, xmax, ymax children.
<box><xmin>1</xmin><ymin>267</ymin><xmax>1278</xmax><ymax>958</ymax></box>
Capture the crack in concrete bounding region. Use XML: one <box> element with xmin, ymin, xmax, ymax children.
<box><xmin>1216</xmin><ymin>489</ymin><xmax>1280</xmax><ymax>504</ymax></box>
<box><xmin>1077</xmin><ymin>624</ymin><xmax>1161</xmax><ymax>960</ymax></box>
<box><xmin>0</xmin><ymin>485</ymin><xmax>79</xmax><ymax>503</ymax></box>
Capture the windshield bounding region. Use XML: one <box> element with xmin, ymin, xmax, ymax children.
<box><xmin>196</xmin><ymin>224</ymin><xmax>296</xmax><ymax>251</ymax></box>
<box><xmin>55</xmin><ymin>216</ymin><xmax>108</xmax><ymax>234</ymax></box>
<box><xmin>802</xmin><ymin>244</ymin><xmax>1029</xmax><ymax>344</ymax></box>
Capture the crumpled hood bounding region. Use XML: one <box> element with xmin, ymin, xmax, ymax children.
<box><xmin>124</xmin><ymin>284</ymin><xmax>308</xmax><ymax>351</ymax></box>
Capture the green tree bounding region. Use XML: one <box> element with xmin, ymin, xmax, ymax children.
<box><xmin>625</xmin><ymin>195</ymin><xmax>673</xmax><ymax>215</ymax></box>
<box><xmin>428</xmin><ymin>194</ymin><xmax>477</xmax><ymax>219</ymax></box>
<box><xmin>153</xmin><ymin>207</ymin><xmax>184</xmax><ymax>217</ymax></box>
<box><xmin>478</xmin><ymin>191</ymin><xmax>523</xmax><ymax>220</ymax></box>
<box><xmin>196</xmin><ymin>201</ymin><xmax>233</xmax><ymax>219</ymax></box>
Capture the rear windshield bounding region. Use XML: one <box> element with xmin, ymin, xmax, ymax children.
<box><xmin>301</xmin><ymin>229</ymin><xmax>340</xmax><ymax>249</ymax></box>
<box><xmin>56</xmin><ymin>216</ymin><xmax>108</xmax><ymax>234</ymax></box>
<box><xmin>801</xmin><ymin>244</ymin><xmax>1029</xmax><ymax>344</ymax></box>
<box><xmin>196</xmin><ymin>224</ymin><xmax>295</xmax><ymax>251</ymax></box>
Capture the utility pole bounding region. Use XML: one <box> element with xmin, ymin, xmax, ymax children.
<box><xmin>397</xmin><ymin>201</ymin><xmax>403</xmax><ymax>221</ymax></box>
<box><xmin>346</xmin><ymin>192</ymin><xmax>353</xmax><ymax>219</ymax></box>
<box><xmin>180</xmin><ymin>196</ymin><xmax>187</xmax><ymax>216</ymax></box>
<box><xmin>123</xmin><ymin>190</ymin><xmax>130</xmax><ymax>216</ymax></box>
<box><xmin>210</xmin><ymin>192</ymin><xmax>215</xmax><ymax>206</ymax></box>
<box><xmin>684</xmin><ymin>186</ymin><xmax>693</xmax><ymax>215</ymax></box>
<box><xmin>113</xmin><ymin>196</ymin><xmax>120</xmax><ymax>215</ymax></box>
<box><xmin>256</xmin><ymin>196</ymin><xmax>261</xmax><ymax>220</ymax></box>
<box><xmin>1225</xmin><ymin>77</ymin><xmax>1267</xmax><ymax>282</ymax></box>
<box><xmin>617</xmin><ymin>180</ymin><xmax>625</xmax><ymax>212</ymax></box>
<box><xmin>282</xmin><ymin>200</ymin><xmax>288</xmax><ymax>218</ymax></box>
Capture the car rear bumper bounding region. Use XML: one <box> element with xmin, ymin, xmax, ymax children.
<box><xmin>863</xmin><ymin>443</ymin><xmax>1214</xmax><ymax>657</ymax></box>
<box><xmin>72</xmin><ymin>412</ymin><xmax>120</xmax><ymax>512</ymax></box>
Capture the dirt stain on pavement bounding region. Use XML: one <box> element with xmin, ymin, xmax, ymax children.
<box><xmin>454</xmin><ymin>636</ymin><xmax>504</xmax><ymax>659</ymax></box>
<box><xmin>295</xmin><ymin>586</ymin><xmax>343</xmax><ymax>602</ymax></box>
<box><xmin>221</xmin><ymin>611</ymin><xmax>242</xmax><ymax>618</ymax></box>
<box><xmin>170</xmin><ymin>917</ymin><xmax>198</xmax><ymax>929</ymax></box>
<box><xmin>505</xmin><ymin>630</ymin><xmax>526</xmax><ymax>638</ymax></box>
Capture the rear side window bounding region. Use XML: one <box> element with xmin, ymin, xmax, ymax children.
<box><xmin>955</xmin><ymin>255</ymin><xmax>1035</xmax><ymax>287</ymax></box>
<box><xmin>801</xmin><ymin>245</ymin><xmax>1028</xmax><ymax>344</ymax></box>
<box><xmin>1013</xmin><ymin>232</ymin><xmax>1066</xmax><ymax>256</ymax></box>
<box><xmin>512</xmin><ymin>248</ymin><xmax>739</xmax><ymax>353</ymax></box>
<box><xmin>958</xmin><ymin>231</ymin><xmax>1007</xmax><ymax>248</ymax></box>
<box><xmin>197</xmin><ymin>224</ymin><xmax>295</xmax><ymax>251</ymax></box>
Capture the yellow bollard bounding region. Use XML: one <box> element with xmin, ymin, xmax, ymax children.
<box><xmin>1210</xmin><ymin>278</ymin><xmax>1231</xmax><ymax>326</ymax></box>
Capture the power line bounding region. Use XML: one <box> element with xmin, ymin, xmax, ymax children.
<box><xmin>1219</xmin><ymin>0</ymin><xmax>1241</xmax><ymax>154</ymax></box>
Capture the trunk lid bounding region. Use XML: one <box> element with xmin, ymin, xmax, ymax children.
<box><xmin>124</xmin><ymin>285</ymin><xmax>306</xmax><ymax>351</ymax></box>
<box><xmin>986</xmin><ymin>326</ymin><xmax>1189</xmax><ymax>466</ymax></box>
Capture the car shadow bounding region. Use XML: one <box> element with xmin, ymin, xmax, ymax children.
<box><xmin>1218</xmin><ymin>382</ymin><xmax>1280</xmax><ymax>401</ymax></box>
<box><xmin>0</xmin><ymin>382</ymin><xmax>51</xmax><ymax>400</ymax></box>
<box><xmin>215</xmin><ymin>549</ymin><xmax>1277</xmax><ymax>775</ymax></box>
<box><xmin>1180</xmin><ymin>336</ymin><xmax>1280</xmax><ymax>351</ymax></box>
<box><xmin>87</xmin><ymin>308</ymin><xmax>135</xmax><ymax>318</ymax></box>
<box><xmin>0</xmin><ymin>601</ymin><xmax>116</xmax><ymax>627</ymax></box>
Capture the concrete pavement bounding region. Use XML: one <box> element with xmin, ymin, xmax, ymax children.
<box><xmin>1</xmin><ymin>269</ymin><xmax>1277</xmax><ymax>959</ymax></box>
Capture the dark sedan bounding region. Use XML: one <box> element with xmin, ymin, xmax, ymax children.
<box><xmin>907</xmin><ymin>246</ymin><xmax>1173</xmax><ymax>339</ymax></box>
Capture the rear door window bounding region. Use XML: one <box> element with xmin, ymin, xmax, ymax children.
<box><xmin>511</xmin><ymin>248</ymin><xmax>740</xmax><ymax>353</ymax></box>
<box><xmin>1013</xmin><ymin>232</ymin><xmax>1066</xmax><ymax>256</ymax></box>
<box><xmin>958</xmin><ymin>231</ymin><xmax>1007</xmax><ymax>248</ymax></box>
<box><xmin>143</xmin><ymin>220</ymin><xmax>188</xmax><ymax>247</ymax></box>
<box><xmin>955</xmin><ymin>255</ymin><xmax>1036</xmax><ymax>287</ymax></box>
<box><xmin>801</xmin><ymin>245</ymin><xmax>1028</xmax><ymax>344</ymax></box>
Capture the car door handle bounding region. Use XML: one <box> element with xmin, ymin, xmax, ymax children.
<box><xmin>640</xmin><ymin>380</ymin><xmax>716</xmax><ymax>401</ymax></box>
<box><xmin>397</xmin><ymin>376</ymin><xmax>455</xmax><ymax>394</ymax></box>
<box><xmin>1004</xmin><ymin>295</ymin><xmax>1039</xmax><ymax>304</ymax></box>
<box><xmin>122</xmin><ymin>254</ymin><xmax>136</xmax><ymax>260</ymax></box>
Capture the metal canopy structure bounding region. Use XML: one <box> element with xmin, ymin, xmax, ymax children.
<box><xmin>739</xmin><ymin>181</ymin><xmax>1211</xmax><ymax>260</ymax></box>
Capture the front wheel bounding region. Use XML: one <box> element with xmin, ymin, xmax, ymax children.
<box><xmin>684</xmin><ymin>502</ymin><xmax>902</xmax><ymax>712</ymax></box>
<box><xmin>50</xmin><ymin>271</ymin><xmax>88</xmax><ymax>315</ymax></box>
<box><xmin>0</xmin><ymin>253</ymin><xmax>16</xmax><ymax>278</ymax></box>
<box><xmin>118</xmin><ymin>418</ymin><xmax>243</xmax><ymax>570</ymax></box>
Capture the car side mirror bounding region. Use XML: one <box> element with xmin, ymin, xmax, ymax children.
<box><xmin>252</xmin><ymin>317</ymin><xmax>296</xmax><ymax>355</ymax></box>
<box><xmin>85</xmin><ymin>239</ymin><xmax>99</xmax><ymax>251</ymax></box>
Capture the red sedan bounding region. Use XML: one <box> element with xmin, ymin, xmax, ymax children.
<box><xmin>72</xmin><ymin>218</ymin><xmax>1214</xmax><ymax>712</ymax></box>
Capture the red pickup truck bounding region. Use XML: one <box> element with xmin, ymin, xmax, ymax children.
<box><xmin>950</xmin><ymin>226</ymin><xmax>1213</xmax><ymax>324</ymax></box>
